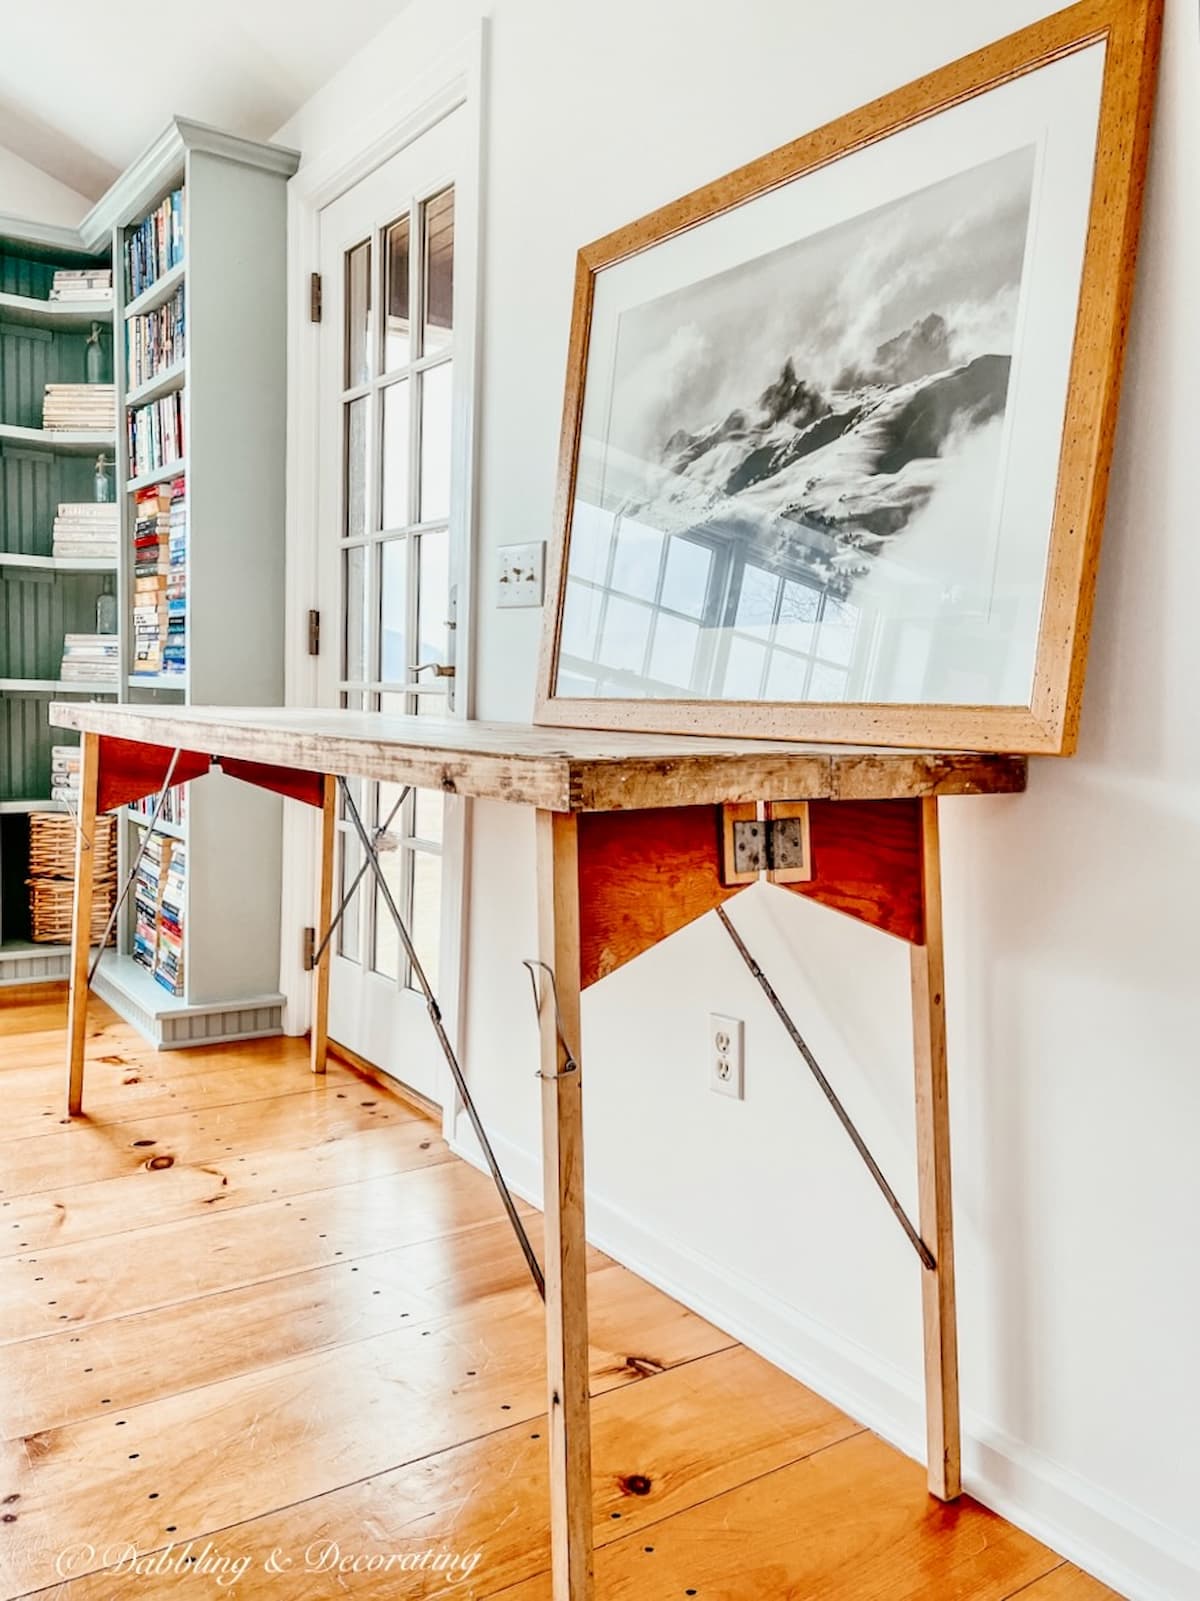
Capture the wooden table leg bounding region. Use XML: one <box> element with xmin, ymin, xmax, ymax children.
<box><xmin>311</xmin><ymin>773</ymin><xmax>337</xmax><ymax>1075</ymax></box>
<box><xmin>910</xmin><ymin>795</ymin><xmax>961</xmax><ymax>1500</ymax></box>
<box><xmin>535</xmin><ymin>809</ymin><xmax>594</xmax><ymax>1601</ymax></box>
<box><xmin>66</xmin><ymin>731</ymin><xmax>101</xmax><ymax>1116</ymax></box>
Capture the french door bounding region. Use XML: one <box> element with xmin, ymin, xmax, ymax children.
<box><xmin>316</xmin><ymin>107</ymin><xmax>470</xmax><ymax>1106</ymax></box>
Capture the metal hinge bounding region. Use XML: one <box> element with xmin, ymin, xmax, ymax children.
<box><xmin>302</xmin><ymin>926</ymin><xmax>316</xmax><ymax>972</ymax></box>
<box><xmin>307</xmin><ymin>609</ymin><xmax>320</xmax><ymax>655</ymax></box>
<box><xmin>723</xmin><ymin>802</ymin><xmax>813</xmax><ymax>886</ymax></box>
<box><xmin>309</xmin><ymin>272</ymin><xmax>322</xmax><ymax>323</ymax></box>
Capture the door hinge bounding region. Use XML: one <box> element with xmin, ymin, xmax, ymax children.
<box><xmin>309</xmin><ymin>271</ymin><xmax>322</xmax><ymax>323</ymax></box>
<box><xmin>307</xmin><ymin>609</ymin><xmax>320</xmax><ymax>656</ymax></box>
<box><xmin>303</xmin><ymin>926</ymin><xmax>316</xmax><ymax>972</ymax></box>
<box><xmin>722</xmin><ymin>802</ymin><xmax>813</xmax><ymax>886</ymax></box>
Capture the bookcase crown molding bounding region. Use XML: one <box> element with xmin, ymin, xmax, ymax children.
<box><xmin>76</xmin><ymin>118</ymin><xmax>300</xmax><ymax>249</ymax></box>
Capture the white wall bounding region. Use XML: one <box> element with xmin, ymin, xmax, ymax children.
<box><xmin>277</xmin><ymin>3</ymin><xmax>1200</xmax><ymax>1597</ymax></box>
<box><xmin>0</xmin><ymin>143</ymin><xmax>89</xmax><ymax>227</ymax></box>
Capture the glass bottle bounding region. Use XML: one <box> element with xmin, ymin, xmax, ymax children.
<box><xmin>93</xmin><ymin>453</ymin><xmax>113</xmax><ymax>503</ymax></box>
<box><xmin>86</xmin><ymin>322</ymin><xmax>105</xmax><ymax>384</ymax></box>
<box><xmin>96</xmin><ymin>592</ymin><xmax>117</xmax><ymax>635</ymax></box>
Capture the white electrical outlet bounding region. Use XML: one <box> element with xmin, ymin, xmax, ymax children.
<box><xmin>709</xmin><ymin>1013</ymin><xmax>744</xmax><ymax>1099</ymax></box>
<box><xmin>497</xmin><ymin>541</ymin><xmax>546</xmax><ymax>607</ymax></box>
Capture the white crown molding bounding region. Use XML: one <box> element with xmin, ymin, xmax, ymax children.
<box><xmin>78</xmin><ymin>116</ymin><xmax>300</xmax><ymax>248</ymax></box>
<box><xmin>0</xmin><ymin>212</ymin><xmax>100</xmax><ymax>258</ymax></box>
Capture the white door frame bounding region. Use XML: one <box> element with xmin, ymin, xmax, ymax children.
<box><xmin>279</xmin><ymin>22</ymin><xmax>487</xmax><ymax>1141</ymax></box>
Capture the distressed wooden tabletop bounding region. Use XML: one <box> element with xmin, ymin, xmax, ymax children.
<box><xmin>49</xmin><ymin>703</ymin><xmax>1028</xmax><ymax>812</ymax></box>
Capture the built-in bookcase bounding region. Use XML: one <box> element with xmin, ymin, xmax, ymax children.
<box><xmin>0</xmin><ymin>220</ymin><xmax>116</xmax><ymax>984</ymax></box>
<box><xmin>1</xmin><ymin>120</ymin><xmax>300</xmax><ymax>1047</ymax></box>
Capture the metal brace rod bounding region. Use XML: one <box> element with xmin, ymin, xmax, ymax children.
<box><xmin>84</xmin><ymin>748</ymin><xmax>183</xmax><ymax>988</ymax></box>
<box><xmin>308</xmin><ymin>785</ymin><xmax>410</xmax><ymax>969</ymax></box>
<box><xmin>716</xmin><ymin>905</ymin><xmax>935</xmax><ymax>1271</ymax></box>
<box><xmin>339</xmin><ymin>778</ymin><xmax>546</xmax><ymax>1301</ymax></box>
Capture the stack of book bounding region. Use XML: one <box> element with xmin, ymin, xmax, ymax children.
<box><xmin>132</xmin><ymin>484</ymin><xmax>171</xmax><ymax>675</ymax></box>
<box><xmin>165</xmin><ymin>477</ymin><xmax>187</xmax><ymax>676</ymax></box>
<box><xmin>127</xmin><ymin>284</ymin><xmax>185</xmax><ymax>389</ymax></box>
<box><xmin>51</xmin><ymin>503</ymin><xmax>119</xmax><ymax>562</ymax></box>
<box><xmin>128</xmin><ymin>783</ymin><xmax>187</xmax><ymax>829</ymax></box>
<box><xmin>132</xmin><ymin>830</ymin><xmax>165</xmax><ymax>974</ymax></box>
<box><xmin>49</xmin><ymin>267</ymin><xmax>112</xmax><ymax>302</ymax></box>
<box><xmin>127</xmin><ymin>391</ymin><xmax>184</xmax><ymax>477</ymax></box>
<box><xmin>59</xmin><ymin>634</ymin><xmax>119</xmax><ymax>686</ymax></box>
<box><xmin>126</xmin><ymin>188</ymin><xmax>184</xmax><ymax>301</ymax></box>
<box><xmin>50</xmin><ymin>745</ymin><xmax>81</xmax><ymax>805</ymax></box>
<box><xmin>43</xmin><ymin>384</ymin><xmax>115</xmax><ymax>432</ymax></box>
<box><xmin>157</xmin><ymin>839</ymin><xmax>186</xmax><ymax>996</ymax></box>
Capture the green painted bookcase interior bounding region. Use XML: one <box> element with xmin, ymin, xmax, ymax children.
<box><xmin>0</xmin><ymin>231</ymin><xmax>114</xmax><ymax>975</ymax></box>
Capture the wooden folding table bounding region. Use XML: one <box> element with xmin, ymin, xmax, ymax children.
<box><xmin>50</xmin><ymin>701</ymin><xmax>1026</xmax><ymax>1601</ymax></box>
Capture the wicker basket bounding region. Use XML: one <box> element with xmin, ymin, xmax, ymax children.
<box><xmin>28</xmin><ymin>876</ymin><xmax>117</xmax><ymax>945</ymax></box>
<box><xmin>28</xmin><ymin>811</ymin><xmax>117</xmax><ymax>880</ymax></box>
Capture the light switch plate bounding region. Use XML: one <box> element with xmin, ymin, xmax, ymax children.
<box><xmin>497</xmin><ymin>542</ymin><xmax>546</xmax><ymax>608</ymax></box>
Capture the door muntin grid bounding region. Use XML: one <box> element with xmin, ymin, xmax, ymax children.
<box><xmin>335</xmin><ymin>184</ymin><xmax>456</xmax><ymax>985</ymax></box>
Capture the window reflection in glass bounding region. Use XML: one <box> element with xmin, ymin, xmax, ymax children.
<box><xmin>419</xmin><ymin>362</ymin><xmax>453</xmax><ymax>522</ymax></box>
<box><xmin>344</xmin><ymin>545</ymin><xmax>366</xmax><ymax>681</ymax></box>
<box><xmin>422</xmin><ymin>187</ymin><xmax>455</xmax><ymax>356</ymax></box>
<box><xmin>555</xmin><ymin>496</ymin><xmax>865</xmax><ymax>704</ymax></box>
<box><xmin>410</xmin><ymin>850</ymin><xmax>442</xmax><ymax>992</ymax></box>
<box><xmin>344</xmin><ymin>399</ymin><xmax>367</xmax><ymax>538</ymax></box>
<box><xmin>381</xmin><ymin>381</ymin><xmax>410</xmax><ymax>530</ymax></box>
<box><xmin>379</xmin><ymin>540</ymin><xmax>408</xmax><ymax>683</ymax></box>
<box><xmin>344</xmin><ymin>239</ymin><xmax>371</xmax><ymax>388</ymax></box>
<box><xmin>417</xmin><ymin>528</ymin><xmax>449</xmax><ymax>667</ymax></box>
<box><xmin>384</xmin><ymin>215</ymin><xmax>411</xmax><ymax>371</ymax></box>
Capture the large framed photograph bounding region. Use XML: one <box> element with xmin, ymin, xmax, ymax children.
<box><xmin>535</xmin><ymin>0</ymin><xmax>1161</xmax><ymax>754</ymax></box>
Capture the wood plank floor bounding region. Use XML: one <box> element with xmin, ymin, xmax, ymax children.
<box><xmin>0</xmin><ymin>993</ymin><xmax>1120</xmax><ymax>1601</ymax></box>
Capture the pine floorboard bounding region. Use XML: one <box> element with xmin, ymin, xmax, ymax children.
<box><xmin>0</xmin><ymin>995</ymin><xmax>1123</xmax><ymax>1600</ymax></box>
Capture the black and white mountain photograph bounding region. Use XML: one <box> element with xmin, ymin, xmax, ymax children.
<box><xmin>567</xmin><ymin>145</ymin><xmax>1038</xmax><ymax>699</ymax></box>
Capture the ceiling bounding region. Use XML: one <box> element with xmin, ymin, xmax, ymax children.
<box><xmin>0</xmin><ymin>0</ymin><xmax>415</xmax><ymax>201</ymax></box>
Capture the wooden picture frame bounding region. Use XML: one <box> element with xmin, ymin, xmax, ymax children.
<box><xmin>535</xmin><ymin>0</ymin><xmax>1161</xmax><ymax>755</ymax></box>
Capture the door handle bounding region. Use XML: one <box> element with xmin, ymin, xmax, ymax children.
<box><xmin>409</xmin><ymin>660</ymin><xmax>456</xmax><ymax>679</ymax></box>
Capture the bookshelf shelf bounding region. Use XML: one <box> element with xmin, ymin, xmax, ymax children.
<box><xmin>0</xmin><ymin>552</ymin><xmax>116</xmax><ymax>573</ymax></box>
<box><xmin>127</xmin><ymin>673</ymin><xmax>185</xmax><ymax>690</ymax></box>
<box><xmin>123</xmin><ymin>259</ymin><xmax>186</xmax><ymax>321</ymax></box>
<box><xmin>0</xmin><ymin>290</ymin><xmax>114</xmax><ymax>331</ymax></box>
<box><xmin>0</xmin><ymin>798</ymin><xmax>66</xmax><ymax>814</ymax></box>
<box><xmin>0</xmin><ymin>678</ymin><xmax>118</xmax><ymax>695</ymax></box>
<box><xmin>0</xmin><ymin>423</ymin><xmax>115</xmax><ymax>456</ymax></box>
<box><xmin>126</xmin><ymin>359</ymin><xmax>186</xmax><ymax>411</ymax></box>
<box><xmin>125</xmin><ymin>457</ymin><xmax>187</xmax><ymax>494</ymax></box>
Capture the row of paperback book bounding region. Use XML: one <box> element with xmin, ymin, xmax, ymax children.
<box><xmin>59</xmin><ymin>633</ymin><xmax>118</xmax><ymax>686</ymax></box>
<box><xmin>127</xmin><ymin>285</ymin><xmax>185</xmax><ymax>390</ymax></box>
<box><xmin>125</xmin><ymin>189</ymin><xmax>185</xmax><ymax>302</ymax></box>
<box><xmin>52</xmin><ymin>502</ymin><xmax>118</xmax><ymax>561</ymax></box>
<box><xmin>132</xmin><ymin>476</ymin><xmax>187</xmax><ymax>677</ymax></box>
<box><xmin>48</xmin><ymin>267</ymin><xmax>113</xmax><ymax>303</ymax></box>
<box><xmin>128</xmin><ymin>783</ymin><xmax>187</xmax><ymax>828</ymax></box>
<box><xmin>128</xmin><ymin>390</ymin><xmax>184</xmax><ymax>478</ymax></box>
<box><xmin>132</xmin><ymin>828</ymin><xmax>186</xmax><ymax>997</ymax></box>
<box><xmin>43</xmin><ymin>384</ymin><xmax>114</xmax><ymax>432</ymax></box>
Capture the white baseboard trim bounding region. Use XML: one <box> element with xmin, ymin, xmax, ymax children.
<box><xmin>450</xmin><ymin>1114</ymin><xmax>1200</xmax><ymax>1601</ymax></box>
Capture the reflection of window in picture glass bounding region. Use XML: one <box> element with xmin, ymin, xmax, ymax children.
<box><xmin>611</xmin><ymin>520</ymin><xmax>663</xmax><ymax>600</ymax></box>
<box><xmin>661</xmin><ymin>538</ymin><xmax>712</xmax><ymax>616</ymax></box>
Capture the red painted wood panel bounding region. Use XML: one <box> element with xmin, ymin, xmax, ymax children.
<box><xmin>783</xmin><ymin>798</ymin><xmax>925</xmax><ymax>944</ymax></box>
